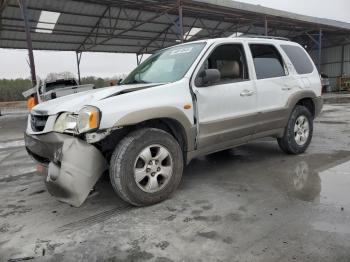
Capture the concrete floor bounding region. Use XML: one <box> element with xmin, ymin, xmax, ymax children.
<box><xmin>0</xmin><ymin>102</ymin><xmax>350</xmax><ymax>262</ymax></box>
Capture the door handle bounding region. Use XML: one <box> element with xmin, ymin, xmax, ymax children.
<box><xmin>240</xmin><ymin>90</ymin><xmax>254</xmax><ymax>97</ymax></box>
<box><xmin>282</xmin><ymin>86</ymin><xmax>293</xmax><ymax>91</ymax></box>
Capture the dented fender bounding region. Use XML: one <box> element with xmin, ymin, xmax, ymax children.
<box><xmin>115</xmin><ymin>106</ymin><xmax>197</xmax><ymax>151</ymax></box>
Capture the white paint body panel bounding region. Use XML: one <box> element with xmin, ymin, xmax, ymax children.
<box><xmin>27</xmin><ymin>81</ymin><xmax>194</xmax><ymax>134</ymax></box>
<box><xmin>191</xmin><ymin>40</ymin><xmax>257</xmax><ymax>125</ymax></box>
<box><xmin>27</xmin><ymin>37</ymin><xmax>321</xmax><ymax>137</ymax></box>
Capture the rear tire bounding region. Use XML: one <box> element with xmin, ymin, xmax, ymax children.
<box><xmin>109</xmin><ymin>128</ymin><xmax>183</xmax><ymax>206</ymax></box>
<box><xmin>277</xmin><ymin>105</ymin><xmax>313</xmax><ymax>154</ymax></box>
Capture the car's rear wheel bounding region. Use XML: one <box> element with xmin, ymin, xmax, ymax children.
<box><xmin>277</xmin><ymin>105</ymin><xmax>313</xmax><ymax>154</ymax></box>
<box><xmin>109</xmin><ymin>128</ymin><xmax>183</xmax><ymax>206</ymax></box>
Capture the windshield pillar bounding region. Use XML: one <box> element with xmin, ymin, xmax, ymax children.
<box><xmin>177</xmin><ymin>0</ymin><xmax>184</xmax><ymax>43</ymax></box>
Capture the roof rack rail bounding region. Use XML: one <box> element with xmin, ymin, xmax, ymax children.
<box><xmin>233</xmin><ymin>34</ymin><xmax>290</xmax><ymax>41</ymax></box>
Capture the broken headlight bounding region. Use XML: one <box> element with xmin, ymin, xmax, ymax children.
<box><xmin>54</xmin><ymin>106</ymin><xmax>101</xmax><ymax>134</ymax></box>
<box><xmin>76</xmin><ymin>106</ymin><xmax>101</xmax><ymax>133</ymax></box>
<box><xmin>53</xmin><ymin>113</ymin><xmax>78</xmax><ymax>133</ymax></box>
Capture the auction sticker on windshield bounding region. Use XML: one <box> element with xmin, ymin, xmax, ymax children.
<box><xmin>170</xmin><ymin>47</ymin><xmax>193</xmax><ymax>56</ymax></box>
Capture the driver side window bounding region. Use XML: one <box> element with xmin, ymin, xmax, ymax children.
<box><xmin>195</xmin><ymin>44</ymin><xmax>249</xmax><ymax>87</ymax></box>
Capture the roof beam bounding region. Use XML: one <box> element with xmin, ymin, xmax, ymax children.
<box><xmin>77</xmin><ymin>6</ymin><xmax>111</xmax><ymax>51</ymax></box>
<box><xmin>1</xmin><ymin>16</ymin><xmax>183</xmax><ymax>37</ymax></box>
<box><xmin>2</xmin><ymin>0</ymin><xmax>350</xmax><ymax>53</ymax></box>
<box><xmin>8</xmin><ymin>3</ymin><xmax>320</xmax><ymax>33</ymax></box>
<box><xmin>5</xmin><ymin>4</ymin><xmax>175</xmax><ymax>27</ymax></box>
<box><xmin>5</xmin><ymin>2</ymin><xmax>345</xmax><ymax>33</ymax></box>
<box><xmin>0</xmin><ymin>37</ymin><xmax>165</xmax><ymax>50</ymax></box>
<box><xmin>0</xmin><ymin>0</ymin><xmax>7</xmax><ymax>31</ymax></box>
<box><xmin>0</xmin><ymin>0</ymin><xmax>7</xmax><ymax>13</ymax></box>
<box><xmin>1</xmin><ymin>27</ymin><xmax>177</xmax><ymax>46</ymax></box>
<box><xmin>84</xmin><ymin>6</ymin><xmax>178</xmax><ymax>51</ymax></box>
<box><xmin>138</xmin><ymin>23</ymin><xmax>174</xmax><ymax>54</ymax></box>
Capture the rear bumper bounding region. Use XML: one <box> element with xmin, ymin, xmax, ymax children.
<box><xmin>25</xmin><ymin>132</ymin><xmax>107</xmax><ymax>207</ymax></box>
<box><xmin>313</xmin><ymin>96</ymin><xmax>323</xmax><ymax>117</ymax></box>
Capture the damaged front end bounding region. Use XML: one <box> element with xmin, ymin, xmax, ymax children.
<box><xmin>25</xmin><ymin>104</ymin><xmax>110</xmax><ymax>207</ymax></box>
<box><xmin>25</xmin><ymin>132</ymin><xmax>107</xmax><ymax>207</ymax></box>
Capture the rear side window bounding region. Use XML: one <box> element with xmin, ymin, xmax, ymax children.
<box><xmin>281</xmin><ymin>45</ymin><xmax>314</xmax><ymax>74</ymax></box>
<box><xmin>250</xmin><ymin>44</ymin><xmax>286</xmax><ymax>79</ymax></box>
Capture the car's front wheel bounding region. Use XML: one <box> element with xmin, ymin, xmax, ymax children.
<box><xmin>277</xmin><ymin>105</ymin><xmax>313</xmax><ymax>154</ymax></box>
<box><xmin>109</xmin><ymin>128</ymin><xmax>183</xmax><ymax>206</ymax></box>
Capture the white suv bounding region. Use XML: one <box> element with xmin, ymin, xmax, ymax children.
<box><xmin>25</xmin><ymin>36</ymin><xmax>323</xmax><ymax>207</ymax></box>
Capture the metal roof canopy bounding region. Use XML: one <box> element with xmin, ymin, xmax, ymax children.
<box><xmin>1</xmin><ymin>0</ymin><xmax>350</xmax><ymax>84</ymax></box>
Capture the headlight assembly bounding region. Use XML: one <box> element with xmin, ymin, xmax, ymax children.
<box><xmin>53</xmin><ymin>113</ymin><xmax>78</xmax><ymax>133</ymax></box>
<box><xmin>53</xmin><ymin>106</ymin><xmax>101</xmax><ymax>134</ymax></box>
<box><xmin>76</xmin><ymin>106</ymin><xmax>101</xmax><ymax>133</ymax></box>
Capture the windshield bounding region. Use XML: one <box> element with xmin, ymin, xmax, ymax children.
<box><xmin>122</xmin><ymin>42</ymin><xmax>206</xmax><ymax>84</ymax></box>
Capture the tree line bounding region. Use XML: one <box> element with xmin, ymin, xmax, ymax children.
<box><xmin>0</xmin><ymin>78</ymin><xmax>32</xmax><ymax>102</ymax></box>
<box><xmin>0</xmin><ymin>76</ymin><xmax>124</xmax><ymax>102</ymax></box>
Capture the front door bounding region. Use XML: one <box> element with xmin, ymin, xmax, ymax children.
<box><xmin>192</xmin><ymin>43</ymin><xmax>257</xmax><ymax>151</ymax></box>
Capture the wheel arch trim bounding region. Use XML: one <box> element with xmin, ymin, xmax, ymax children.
<box><xmin>285</xmin><ymin>90</ymin><xmax>322</xmax><ymax>117</ymax></box>
<box><xmin>114</xmin><ymin>106</ymin><xmax>196</xmax><ymax>151</ymax></box>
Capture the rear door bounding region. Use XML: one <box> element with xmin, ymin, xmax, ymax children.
<box><xmin>192</xmin><ymin>42</ymin><xmax>258</xmax><ymax>151</ymax></box>
<box><xmin>248</xmin><ymin>43</ymin><xmax>298</xmax><ymax>133</ymax></box>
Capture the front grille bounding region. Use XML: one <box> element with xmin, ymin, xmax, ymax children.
<box><xmin>31</xmin><ymin>114</ymin><xmax>49</xmax><ymax>132</ymax></box>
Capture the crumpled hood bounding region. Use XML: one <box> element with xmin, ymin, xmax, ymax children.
<box><xmin>32</xmin><ymin>83</ymin><xmax>162</xmax><ymax>115</ymax></box>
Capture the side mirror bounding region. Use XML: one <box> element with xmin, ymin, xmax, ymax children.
<box><xmin>196</xmin><ymin>69</ymin><xmax>221</xmax><ymax>87</ymax></box>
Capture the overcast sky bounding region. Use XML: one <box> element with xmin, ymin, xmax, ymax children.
<box><xmin>1</xmin><ymin>0</ymin><xmax>349</xmax><ymax>79</ymax></box>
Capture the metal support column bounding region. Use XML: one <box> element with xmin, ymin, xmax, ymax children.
<box><xmin>76</xmin><ymin>51</ymin><xmax>82</xmax><ymax>85</ymax></box>
<box><xmin>264</xmin><ymin>16</ymin><xmax>268</xmax><ymax>36</ymax></box>
<box><xmin>136</xmin><ymin>54</ymin><xmax>142</xmax><ymax>65</ymax></box>
<box><xmin>178</xmin><ymin>0</ymin><xmax>184</xmax><ymax>42</ymax></box>
<box><xmin>341</xmin><ymin>44</ymin><xmax>345</xmax><ymax>76</ymax></box>
<box><xmin>318</xmin><ymin>29</ymin><xmax>322</xmax><ymax>72</ymax></box>
<box><xmin>18</xmin><ymin>0</ymin><xmax>36</xmax><ymax>86</ymax></box>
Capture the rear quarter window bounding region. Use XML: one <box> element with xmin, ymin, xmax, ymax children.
<box><xmin>281</xmin><ymin>45</ymin><xmax>314</xmax><ymax>74</ymax></box>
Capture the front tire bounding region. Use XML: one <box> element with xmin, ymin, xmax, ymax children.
<box><xmin>109</xmin><ymin>128</ymin><xmax>183</xmax><ymax>206</ymax></box>
<box><xmin>277</xmin><ymin>105</ymin><xmax>313</xmax><ymax>154</ymax></box>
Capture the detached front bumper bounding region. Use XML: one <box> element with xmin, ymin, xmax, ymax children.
<box><xmin>25</xmin><ymin>132</ymin><xmax>107</xmax><ymax>207</ymax></box>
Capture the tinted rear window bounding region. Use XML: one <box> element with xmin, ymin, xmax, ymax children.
<box><xmin>250</xmin><ymin>44</ymin><xmax>286</xmax><ymax>80</ymax></box>
<box><xmin>281</xmin><ymin>45</ymin><xmax>314</xmax><ymax>74</ymax></box>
